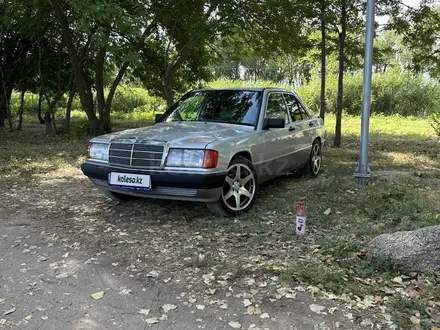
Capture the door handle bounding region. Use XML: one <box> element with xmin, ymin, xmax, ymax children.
<box><xmin>289</xmin><ymin>126</ymin><xmax>296</xmax><ymax>132</ymax></box>
<box><xmin>309</xmin><ymin>122</ymin><xmax>314</xmax><ymax>127</ymax></box>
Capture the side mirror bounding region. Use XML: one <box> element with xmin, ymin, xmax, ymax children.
<box><xmin>263</xmin><ymin>118</ymin><xmax>285</xmax><ymax>130</ymax></box>
<box><xmin>155</xmin><ymin>113</ymin><xmax>164</xmax><ymax>122</ymax></box>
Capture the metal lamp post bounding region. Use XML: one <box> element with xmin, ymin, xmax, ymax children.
<box><xmin>354</xmin><ymin>0</ymin><xmax>375</xmax><ymax>185</ymax></box>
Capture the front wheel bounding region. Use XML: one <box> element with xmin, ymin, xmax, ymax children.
<box><xmin>301</xmin><ymin>140</ymin><xmax>322</xmax><ymax>176</ymax></box>
<box><xmin>207</xmin><ymin>156</ymin><xmax>258</xmax><ymax>216</ymax></box>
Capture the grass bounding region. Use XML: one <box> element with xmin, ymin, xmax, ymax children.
<box><xmin>1</xmin><ymin>114</ymin><xmax>440</xmax><ymax>329</ymax></box>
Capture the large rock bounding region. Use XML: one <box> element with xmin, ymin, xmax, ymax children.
<box><xmin>367</xmin><ymin>225</ymin><xmax>440</xmax><ymax>273</ymax></box>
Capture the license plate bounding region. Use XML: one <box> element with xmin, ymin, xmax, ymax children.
<box><xmin>108</xmin><ymin>172</ymin><xmax>151</xmax><ymax>191</ymax></box>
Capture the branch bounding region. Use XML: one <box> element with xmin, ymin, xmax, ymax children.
<box><xmin>105</xmin><ymin>62</ymin><xmax>129</xmax><ymax>110</ymax></box>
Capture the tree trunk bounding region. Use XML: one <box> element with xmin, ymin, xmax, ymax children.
<box><xmin>37</xmin><ymin>92</ymin><xmax>44</xmax><ymax>123</ymax></box>
<box><xmin>65</xmin><ymin>84</ymin><xmax>75</xmax><ymax>134</ymax></box>
<box><xmin>95</xmin><ymin>44</ymin><xmax>107</xmax><ymax>125</ymax></box>
<box><xmin>48</xmin><ymin>0</ymin><xmax>100</xmax><ymax>136</ymax></box>
<box><xmin>164</xmin><ymin>73</ymin><xmax>174</xmax><ymax>108</ymax></box>
<box><xmin>98</xmin><ymin>62</ymin><xmax>129</xmax><ymax>133</ymax></box>
<box><xmin>163</xmin><ymin>39</ymin><xmax>197</xmax><ymax>108</ymax></box>
<box><xmin>45</xmin><ymin>109</ymin><xmax>54</xmax><ymax>135</ymax></box>
<box><xmin>319</xmin><ymin>1</ymin><xmax>326</xmax><ymax>120</ymax></box>
<box><xmin>6</xmin><ymin>89</ymin><xmax>12</xmax><ymax>130</ymax></box>
<box><xmin>0</xmin><ymin>86</ymin><xmax>13</xmax><ymax>131</ymax></box>
<box><xmin>51</xmin><ymin>110</ymin><xmax>57</xmax><ymax>133</ymax></box>
<box><xmin>17</xmin><ymin>90</ymin><xmax>25</xmax><ymax>130</ymax></box>
<box><xmin>334</xmin><ymin>0</ymin><xmax>346</xmax><ymax>148</ymax></box>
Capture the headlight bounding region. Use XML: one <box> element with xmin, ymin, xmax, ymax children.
<box><xmin>87</xmin><ymin>142</ymin><xmax>109</xmax><ymax>162</ymax></box>
<box><xmin>166</xmin><ymin>149</ymin><xmax>218</xmax><ymax>168</ymax></box>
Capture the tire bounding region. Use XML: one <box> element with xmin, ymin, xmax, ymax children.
<box><xmin>301</xmin><ymin>139</ymin><xmax>322</xmax><ymax>177</ymax></box>
<box><xmin>207</xmin><ymin>156</ymin><xmax>258</xmax><ymax>217</ymax></box>
<box><xmin>100</xmin><ymin>189</ymin><xmax>139</xmax><ymax>201</ymax></box>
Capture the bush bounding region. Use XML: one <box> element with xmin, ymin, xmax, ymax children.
<box><xmin>111</xmin><ymin>86</ymin><xmax>165</xmax><ymax>114</ymax></box>
<box><xmin>296</xmin><ymin>68</ymin><xmax>440</xmax><ymax>117</ymax></box>
<box><xmin>10</xmin><ymin>69</ymin><xmax>439</xmax><ymax>126</ymax></box>
<box><xmin>430</xmin><ymin>107</ymin><xmax>440</xmax><ymax>137</ymax></box>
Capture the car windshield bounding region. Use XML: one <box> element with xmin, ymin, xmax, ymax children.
<box><xmin>161</xmin><ymin>90</ymin><xmax>262</xmax><ymax>126</ymax></box>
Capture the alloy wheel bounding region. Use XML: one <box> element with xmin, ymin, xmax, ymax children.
<box><xmin>311</xmin><ymin>143</ymin><xmax>322</xmax><ymax>175</ymax></box>
<box><xmin>222</xmin><ymin>163</ymin><xmax>256</xmax><ymax>212</ymax></box>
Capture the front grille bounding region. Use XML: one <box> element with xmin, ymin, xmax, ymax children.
<box><xmin>109</xmin><ymin>141</ymin><xmax>165</xmax><ymax>169</ymax></box>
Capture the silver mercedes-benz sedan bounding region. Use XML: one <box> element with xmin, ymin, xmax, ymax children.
<box><xmin>81</xmin><ymin>88</ymin><xmax>325</xmax><ymax>216</ymax></box>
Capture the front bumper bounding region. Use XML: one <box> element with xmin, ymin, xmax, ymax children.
<box><xmin>81</xmin><ymin>162</ymin><xmax>225</xmax><ymax>202</ymax></box>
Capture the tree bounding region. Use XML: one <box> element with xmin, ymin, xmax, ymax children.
<box><xmin>134</xmin><ymin>0</ymin><xmax>311</xmax><ymax>107</ymax></box>
<box><xmin>47</xmin><ymin>0</ymin><xmax>151</xmax><ymax>135</ymax></box>
<box><xmin>329</xmin><ymin>0</ymin><xmax>366</xmax><ymax>147</ymax></box>
<box><xmin>0</xmin><ymin>1</ymin><xmax>34</xmax><ymax>129</ymax></box>
<box><xmin>399</xmin><ymin>3</ymin><xmax>440</xmax><ymax>80</ymax></box>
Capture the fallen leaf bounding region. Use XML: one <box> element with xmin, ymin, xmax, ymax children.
<box><xmin>147</xmin><ymin>270</ymin><xmax>159</xmax><ymax>278</ymax></box>
<box><xmin>410</xmin><ymin>315</ymin><xmax>420</xmax><ymax>325</ymax></box>
<box><xmin>228</xmin><ymin>321</ymin><xmax>242</xmax><ymax>329</ymax></box>
<box><xmin>324</xmin><ymin>208</ymin><xmax>332</xmax><ymax>216</ymax></box>
<box><xmin>139</xmin><ymin>309</ymin><xmax>150</xmax><ymax>316</ymax></box>
<box><xmin>309</xmin><ymin>304</ymin><xmax>325</xmax><ymax>314</ymax></box>
<box><xmin>196</xmin><ymin>305</ymin><xmax>205</xmax><ymax>310</ymax></box>
<box><xmin>360</xmin><ymin>318</ymin><xmax>374</xmax><ymax>326</ymax></box>
<box><xmin>219</xmin><ymin>303</ymin><xmax>229</xmax><ymax>310</ymax></box>
<box><xmin>159</xmin><ymin>314</ymin><xmax>168</xmax><ymax>321</ymax></box>
<box><xmin>285</xmin><ymin>292</ymin><xmax>296</xmax><ymax>299</ymax></box>
<box><xmin>391</xmin><ymin>276</ymin><xmax>404</xmax><ymax>285</ymax></box>
<box><xmin>260</xmin><ymin>312</ymin><xmax>270</xmax><ymax>319</ymax></box>
<box><xmin>3</xmin><ymin>307</ymin><xmax>16</xmax><ymax>315</ymax></box>
<box><xmin>344</xmin><ymin>312</ymin><xmax>354</xmax><ymax>320</ymax></box>
<box><xmin>91</xmin><ymin>291</ymin><xmax>104</xmax><ymax>300</ymax></box>
<box><xmin>41</xmin><ymin>316</ymin><xmax>48</xmax><ymax>320</ymax></box>
<box><xmin>161</xmin><ymin>303</ymin><xmax>177</xmax><ymax>313</ymax></box>
<box><xmin>243</xmin><ymin>299</ymin><xmax>252</xmax><ymax>307</ymax></box>
<box><xmin>145</xmin><ymin>317</ymin><xmax>159</xmax><ymax>324</ymax></box>
<box><xmin>246</xmin><ymin>278</ymin><xmax>255</xmax><ymax>286</ymax></box>
<box><xmin>247</xmin><ymin>306</ymin><xmax>262</xmax><ymax>315</ymax></box>
<box><xmin>119</xmin><ymin>288</ymin><xmax>132</xmax><ymax>295</ymax></box>
<box><xmin>328</xmin><ymin>307</ymin><xmax>337</xmax><ymax>314</ymax></box>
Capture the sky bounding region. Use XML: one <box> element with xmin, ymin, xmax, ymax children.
<box><xmin>377</xmin><ymin>0</ymin><xmax>421</xmax><ymax>25</ymax></box>
<box><xmin>403</xmin><ymin>0</ymin><xmax>421</xmax><ymax>7</ymax></box>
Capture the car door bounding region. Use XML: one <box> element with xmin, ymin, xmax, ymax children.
<box><xmin>260</xmin><ymin>92</ymin><xmax>297</xmax><ymax>178</ymax></box>
<box><xmin>285</xmin><ymin>93</ymin><xmax>318</xmax><ymax>167</ymax></box>
<box><xmin>283</xmin><ymin>93</ymin><xmax>307</xmax><ymax>168</ymax></box>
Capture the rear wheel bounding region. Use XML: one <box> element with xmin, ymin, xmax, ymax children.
<box><xmin>100</xmin><ymin>189</ymin><xmax>139</xmax><ymax>201</ymax></box>
<box><xmin>301</xmin><ymin>140</ymin><xmax>322</xmax><ymax>176</ymax></box>
<box><xmin>207</xmin><ymin>156</ymin><xmax>258</xmax><ymax>216</ymax></box>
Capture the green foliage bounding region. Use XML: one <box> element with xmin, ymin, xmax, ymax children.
<box><xmin>205</xmin><ymin>79</ymin><xmax>282</xmax><ymax>89</ymax></box>
<box><xmin>111</xmin><ymin>86</ymin><xmax>166</xmax><ymax>114</ymax></box>
<box><xmin>297</xmin><ymin>69</ymin><xmax>440</xmax><ymax>117</ymax></box>
<box><xmin>430</xmin><ymin>106</ymin><xmax>440</xmax><ymax>137</ymax></box>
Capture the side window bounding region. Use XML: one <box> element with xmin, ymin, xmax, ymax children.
<box><xmin>299</xmin><ymin>103</ymin><xmax>310</xmax><ymax>120</ymax></box>
<box><xmin>284</xmin><ymin>94</ymin><xmax>302</xmax><ymax>122</ymax></box>
<box><xmin>265</xmin><ymin>93</ymin><xmax>289</xmax><ymax>125</ymax></box>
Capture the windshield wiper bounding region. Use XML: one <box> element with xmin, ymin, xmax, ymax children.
<box><xmin>196</xmin><ymin>119</ymin><xmax>254</xmax><ymax>126</ymax></box>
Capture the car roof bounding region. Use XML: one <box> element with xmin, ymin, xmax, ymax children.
<box><xmin>192</xmin><ymin>87</ymin><xmax>294</xmax><ymax>93</ymax></box>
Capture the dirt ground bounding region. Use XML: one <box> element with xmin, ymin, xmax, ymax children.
<box><xmin>0</xmin><ymin>167</ymin><xmax>375</xmax><ymax>330</ymax></box>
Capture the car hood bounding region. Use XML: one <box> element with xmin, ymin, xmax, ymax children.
<box><xmin>92</xmin><ymin>121</ymin><xmax>254</xmax><ymax>148</ymax></box>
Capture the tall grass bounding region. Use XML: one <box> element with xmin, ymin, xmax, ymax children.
<box><xmin>9</xmin><ymin>69</ymin><xmax>440</xmax><ymax>130</ymax></box>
